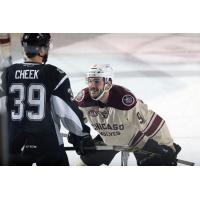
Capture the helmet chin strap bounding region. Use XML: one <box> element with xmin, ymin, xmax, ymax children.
<box><xmin>91</xmin><ymin>83</ymin><xmax>112</xmax><ymax>101</ymax></box>
<box><xmin>42</xmin><ymin>54</ymin><xmax>48</xmax><ymax>64</ymax></box>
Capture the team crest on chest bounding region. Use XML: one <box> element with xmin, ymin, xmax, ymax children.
<box><xmin>75</xmin><ymin>90</ymin><xmax>85</xmax><ymax>102</ymax></box>
<box><xmin>122</xmin><ymin>95</ymin><xmax>135</xmax><ymax>106</ymax></box>
<box><xmin>88</xmin><ymin>109</ymin><xmax>99</xmax><ymax>117</ymax></box>
<box><xmin>88</xmin><ymin>108</ymin><xmax>109</xmax><ymax>118</ymax></box>
<box><xmin>99</xmin><ymin>110</ymin><xmax>109</xmax><ymax>118</ymax></box>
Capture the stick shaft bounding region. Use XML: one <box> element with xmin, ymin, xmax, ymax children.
<box><xmin>177</xmin><ymin>159</ymin><xmax>195</xmax><ymax>166</ymax></box>
<box><xmin>64</xmin><ymin>145</ymin><xmax>195</xmax><ymax>166</ymax></box>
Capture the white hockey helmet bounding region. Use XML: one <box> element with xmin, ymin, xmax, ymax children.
<box><xmin>86</xmin><ymin>64</ymin><xmax>113</xmax><ymax>83</ymax></box>
<box><xmin>86</xmin><ymin>64</ymin><xmax>113</xmax><ymax>101</ymax></box>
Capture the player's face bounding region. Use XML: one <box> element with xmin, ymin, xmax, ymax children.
<box><xmin>88</xmin><ymin>77</ymin><xmax>105</xmax><ymax>98</ymax></box>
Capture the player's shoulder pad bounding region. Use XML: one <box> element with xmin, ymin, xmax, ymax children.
<box><xmin>74</xmin><ymin>87</ymin><xmax>97</xmax><ymax>107</ymax></box>
<box><xmin>45</xmin><ymin>64</ymin><xmax>67</xmax><ymax>76</ymax></box>
<box><xmin>7</xmin><ymin>63</ymin><xmax>20</xmax><ymax>69</ymax></box>
<box><xmin>4</xmin><ymin>64</ymin><xmax>20</xmax><ymax>75</ymax></box>
<box><xmin>108</xmin><ymin>85</ymin><xmax>137</xmax><ymax>110</ymax></box>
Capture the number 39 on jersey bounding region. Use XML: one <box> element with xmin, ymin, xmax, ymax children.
<box><xmin>9</xmin><ymin>83</ymin><xmax>46</xmax><ymax>121</ymax></box>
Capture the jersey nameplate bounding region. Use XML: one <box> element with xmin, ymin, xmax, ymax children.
<box><xmin>15</xmin><ymin>70</ymin><xmax>39</xmax><ymax>79</ymax></box>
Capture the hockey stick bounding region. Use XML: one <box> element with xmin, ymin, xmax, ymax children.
<box><xmin>65</xmin><ymin>146</ymin><xmax>130</xmax><ymax>166</ymax></box>
<box><xmin>64</xmin><ymin>145</ymin><xmax>195</xmax><ymax>166</ymax></box>
<box><xmin>175</xmin><ymin>159</ymin><xmax>195</xmax><ymax>166</ymax></box>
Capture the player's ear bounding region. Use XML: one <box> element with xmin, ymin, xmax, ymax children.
<box><xmin>38</xmin><ymin>47</ymin><xmax>48</xmax><ymax>56</ymax></box>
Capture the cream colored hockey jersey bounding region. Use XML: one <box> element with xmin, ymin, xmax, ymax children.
<box><xmin>75</xmin><ymin>85</ymin><xmax>174</xmax><ymax>149</ymax></box>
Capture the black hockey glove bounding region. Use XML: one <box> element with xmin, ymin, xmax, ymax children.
<box><xmin>67</xmin><ymin>132</ymin><xmax>95</xmax><ymax>156</ymax></box>
<box><xmin>135</xmin><ymin>139</ymin><xmax>181</xmax><ymax>166</ymax></box>
<box><xmin>159</xmin><ymin>143</ymin><xmax>181</xmax><ymax>166</ymax></box>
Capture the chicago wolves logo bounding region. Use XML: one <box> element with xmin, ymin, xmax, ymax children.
<box><xmin>88</xmin><ymin>109</ymin><xmax>99</xmax><ymax>117</ymax></box>
<box><xmin>122</xmin><ymin>95</ymin><xmax>135</xmax><ymax>106</ymax></box>
<box><xmin>99</xmin><ymin>110</ymin><xmax>109</xmax><ymax>118</ymax></box>
<box><xmin>88</xmin><ymin>109</ymin><xmax>109</xmax><ymax>118</ymax></box>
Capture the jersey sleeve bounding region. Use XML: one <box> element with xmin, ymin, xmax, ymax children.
<box><xmin>128</xmin><ymin>99</ymin><xmax>165</xmax><ymax>138</ymax></box>
<box><xmin>50</xmin><ymin>68</ymin><xmax>90</xmax><ymax>137</ymax></box>
<box><xmin>73</xmin><ymin>89</ymin><xmax>89</xmax><ymax>124</ymax></box>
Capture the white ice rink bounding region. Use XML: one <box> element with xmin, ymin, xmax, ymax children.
<box><xmin>9</xmin><ymin>33</ymin><xmax>200</xmax><ymax>165</ymax></box>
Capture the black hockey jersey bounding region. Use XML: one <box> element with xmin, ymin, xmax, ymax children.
<box><xmin>2</xmin><ymin>62</ymin><xmax>90</xmax><ymax>148</ymax></box>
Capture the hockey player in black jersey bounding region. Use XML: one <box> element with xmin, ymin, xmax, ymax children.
<box><xmin>1</xmin><ymin>33</ymin><xmax>94</xmax><ymax>165</ymax></box>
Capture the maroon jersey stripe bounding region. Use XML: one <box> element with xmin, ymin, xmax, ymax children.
<box><xmin>129</xmin><ymin>131</ymin><xmax>144</xmax><ymax>147</ymax></box>
<box><xmin>133</xmin><ymin>134</ymin><xmax>145</xmax><ymax>147</ymax></box>
<box><xmin>142</xmin><ymin>112</ymin><xmax>155</xmax><ymax>133</ymax></box>
<box><xmin>144</xmin><ymin>114</ymin><xmax>163</xmax><ymax>136</ymax></box>
<box><xmin>149</xmin><ymin>120</ymin><xmax>165</xmax><ymax>138</ymax></box>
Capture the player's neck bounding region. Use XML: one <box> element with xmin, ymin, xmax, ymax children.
<box><xmin>27</xmin><ymin>56</ymin><xmax>43</xmax><ymax>64</ymax></box>
<box><xmin>99</xmin><ymin>92</ymin><xmax>109</xmax><ymax>104</ymax></box>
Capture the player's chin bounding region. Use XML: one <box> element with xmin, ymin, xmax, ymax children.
<box><xmin>90</xmin><ymin>93</ymin><xmax>98</xmax><ymax>98</ymax></box>
<box><xmin>89</xmin><ymin>91</ymin><xmax>98</xmax><ymax>98</ymax></box>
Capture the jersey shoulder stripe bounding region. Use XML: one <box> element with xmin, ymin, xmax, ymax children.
<box><xmin>53</xmin><ymin>75</ymin><xmax>68</xmax><ymax>91</ymax></box>
<box><xmin>128</xmin><ymin>113</ymin><xmax>165</xmax><ymax>147</ymax></box>
<box><xmin>44</xmin><ymin>64</ymin><xmax>67</xmax><ymax>91</ymax></box>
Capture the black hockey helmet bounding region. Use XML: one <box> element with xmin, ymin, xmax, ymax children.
<box><xmin>21</xmin><ymin>33</ymin><xmax>51</xmax><ymax>63</ymax></box>
<box><xmin>21</xmin><ymin>33</ymin><xmax>51</xmax><ymax>48</ymax></box>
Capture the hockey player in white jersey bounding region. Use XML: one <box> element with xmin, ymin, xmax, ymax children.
<box><xmin>71</xmin><ymin>64</ymin><xmax>181</xmax><ymax>166</ymax></box>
